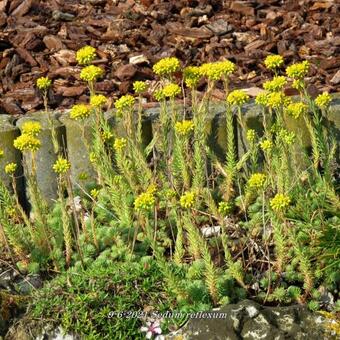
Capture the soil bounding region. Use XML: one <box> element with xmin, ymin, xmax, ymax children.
<box><xmin>0</xmin><ymin>0</ymin><xmax>339</xmax><ymax>115</ymax></box>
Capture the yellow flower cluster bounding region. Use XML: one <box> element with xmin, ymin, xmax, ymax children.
<box><xmin>0</xmin><ymin>148</ymin><xmax>4</xmax><ymax>158</ymax></box>
<box><xmin>90</xmin><ymin>188</ymin><xmax>99</xmax><ymax>199</ymax></box>
<box><xmin>270</xmin><ymin>193</ymin><xmax>291</xmax><ymax>212</ymax></box>
<box><xmin>5</xmin><ymin>162</ymin><xmax>17</xmax><ymax>175</ymax></box>
<box><xmin>153</xmin><ymin>57</ymin><xmax>180</xmax><ymax>77</ymax></box>
<box><xmin>255</xmin><ymin>92</ymin><xmax>269</xmax><ymax>106</ymax></box>
<box><xmin>146</xmin><ymin>183</ymin><xmax>157</xmax><ymax>195</ymax></box>
<box><xmin>78</xmin><ymin>172</ymin><xmax>88</xmax><ymax>180</ymax></box>
<box><xmin>227</xmin><ymin>89</ymin><xmax>249</xmax><ymax>106</ymax></box>
<box><xmin>134</xmin><ymin>191</ymin><xmax>155</xmax><ymax>211</ymax></box>
<box><xmin>113</xmin><ymin>138</ymin><xmax>127</xmax><ymax>152</ymax></box>
<box><xmin>89</xmin><ymin>152</ymin><xmax>97</xmax><ymax>163</ymax></box>
<box><xmin>266</xmin><ymin>92</ymin><xmax>290</xmax><ymax>109</ymax></box>
<box><xmin>22</xmin><ymin>121</ymin><xmax>42</xmax><ymax>137</ymax></box>
<box><xmin>133</xmin><ymin>81</ymin><xmax>148</xmax><ymax>94</ymax></box>
<box><xmin>286</xmin><ymin>102</ymin><xmax>308</xmax><ymax>119</ymax></box>
<box><xmin>260</xmin><ymin>139</ymin><xmax>273</xmax><ymax>151</ymax></box>
<box><xmin>114</xmin><ymin>95</ymin><xmax>135</xmax><ymax>115</ymax></box>
<box><xmin>53</xmin><ymin>157</ymin><xmax>71</xmax><ymax>174</ymax></box>
<box><xmin>102</xmin><ymin>130</ymin><xmax>113</xmax><ymax>141</ymax></box>
<box><xmin>218</xmin><ymin>201</ymin><xmax>233</xmax><ymax>216</ymax></box>
<box><xmin>154</xmin><ymin>89</ymin><xmax>166</xmax><ymax>102</ymax></box>
<box><xmin>278</xmin><ymin>129</ymin><xmax>295</xmax><ymax>145</ymax></box>
<box><xmin>70</xmin><ymin>104</ymin><xmax>91</xmax><ymax>120</ymax></box>
<box><xmin>13</xmin><ymin>134</ymin><xmax>41</xmax><ymax>152</ymax></box>
<box><xmin>162</xmin><ymin>83</ymin><xmax>181</xmax><ymax>98</ymax></box>
<box><xmin>263</xmin><ymin>76</ymin><xmax>287</xmax><ymax>92</ymax></box>
<box><xmin>286</xmin><ymin>60</ymin><xmax>309</xmax><ymax>79</ymax></box>
<box><xmin>292</xmin><ymin>79</ymin><xmax>304</xmax><ymax>91</ymax></box>
<box><xmin>264</xmin><ymin>55</ymin><xmax>284</xmax><ymax>70</ymax></box>
<box><xmin>180</xmin><ymin>191</ymin><xmax>195</xmax><ymax>209</ymax></box>
<box><xmin>315</xmin><ymin>92</ymin><xmax>331</xmax><ymax>109</ymax></box>
<box><xmin>36</xmin><ymin>77</ymin><xmax>52</xmax><ymax>91</ymax></box>
<box><xmin>247</xmin><ymin>173</ymin><xmax>266</xmax><ymax>189</ymax></box>
<box><xmin>90</xmin><ymin>94</ymin><xmax>107</xmax><ymax>107</ymax></box>
<box><xmin>175</xmin><ymin>120</ymin><xmax>194</xmax><ymax>136</ymax></box>
<box><xmin>76</xmin><ymin>45</ymin><xmax>97</xmax><ymax>65</ymax></box>
<box><xmin>183</xmin><ymin>66</ymin><xmax>202</xmax><ymax>88</ymax></box>
<box><xmin>80</xmin><ymin>65</ymin><xmax>104</xmax><ymax>82</ymax></box>
<box><xmin>246</xmin><ymin>129</ymin><xmax>256</xmax><ymax>142</ymax></box>
<box><xmin>5</xmin><ymin>207</ymin><xmax>16</xmax><ymax>217</ymax></box>
<box><xmin>200</xmin><ymin>60</ymin><xmax>235</xmax><ymax>81</ymax></box>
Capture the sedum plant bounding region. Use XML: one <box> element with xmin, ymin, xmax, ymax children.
<box><xmin>1</xmin><ymin>48</ymin><xmax>339</xmax><ymax>338</ymax></box>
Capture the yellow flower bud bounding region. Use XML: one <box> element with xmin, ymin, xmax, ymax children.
<box><xmin>180</xmin><ymin>191</ymin><xmax>195</xmax><ymax>209</ymax></box>
<box><xmin>5</xmin><ymin>162</ymin><xmax>17</xmax><ymax>175</ymax></box>
<box><xmin>52</xmin><ymin>157</ymin><xmax>71</xmax><ymax>174</ymax></box>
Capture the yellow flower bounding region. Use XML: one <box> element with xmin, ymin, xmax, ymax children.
<box><xmin>21</xmin><ymin>121</ymin><xmax>42</xmax><ymax>137</ymax></box>
<box><xmin>260</xmin><ymin>139</ymin><xmax>273</xmax><ymax>151</ymax></box>
<box><xmin>90</xmin><ymin>94</ymin><xmax>107</xmax><ymax>107</ymax></box>
<box><xmin>255</xmin><ymin>92</ymin><xmax>269</xmax><ymax>106</ymax></box>
<box><xmin>227</xmin><ymin>90</ymin><xmax>249</xmax><ymax>106</ymax></box>
<box><xmin>286</xmin><ymin>61</ymin><xmax>309</xmax><ymax>79</ymax></box>
<box><xmin>180</xmin><ymin>191</ymin><xmax>195</xmax><ymax>209</ymax></box>
<box><xmin>154</xmin><ymin>89</ymin><xmax>166</xmax><ymax>102</ymax></box>
<box><xmin>278</xmin><ymin>129</ymin><xmax>295</xmax><ymax>145</ymax></box>
<box><xmin>133</xmin><ymin>81</ymin><xmax>148</xmax><ymax>94</ymax></box>
<box><xmin>175</xmin><ymin>120</ymin><xmax>194</xmax><ymax>136</ymax></box>
<box><xmin>263</xmin><ymin>76</ymin><xmax>287</xmax><ymax>92</ymax></box>
<box><xmin>200</xmin><ymin>60</ymin><xmax>235</xmax><ymax>81</ymax></box>
<box><xmin>70</xmin><ymin>104</ymin><xmax>91</xmax><ymax>120</ymax></box>
<box><xmin>286</xmin><ymin>102</ymin><xmax>308</xmax><ymax>119</ymax></box>
<box><xmin>13</xmin><ymin>134</ymin><xmax>41</xmax><ymax>152</ymax></box>
<box><xmin>78</xmin><ymin>172</ymin><xmax>88</xmax><ymax>181</ymax></box>
<box><xmin>246</xmin><ymin>129</ymin><xmax>256</xmax><ymax>142</ymax></box>
<box><xmin>5</xmin><ymin>162</ymin><xmax>17</xmax><ymax>175</ymax></box>
<box><xmin>162</xmin><ymin>83</ymin><xmax>181</xmax><ymax>98</ymax></box>
<box><xmin>248</xmin><ymin>173</ymin><xmax>266</xmax><ymax>190</ymax></box>
<box><xmin>315</xmin><ymin>92</ymin><xmax>331</xmax><ymax>109</ymax></box>
<box><xmin>5</xmin><ymin>207</ymin><xmax>16</xmax><ymax>218</ymax></box>
<box><xmin>218</xmin><ymin>201</ymin><xmax>233</xmax><ymax>216</ymax></box>
<box><xmin>102</xmin><ymin>130</ymin><xmax>113</xmax><ymax>141</ymax></box>
<box><xmin>264</xmin><ymin>55</ymin><xmax>284</xmax><ymax>70</ymax></box>
<box><xmin>76</xmin><ymin>45</ymin><xmax>96</xmax><ymax>65</ymax></box>
<box><xmin>114</xmin><ymin>95</ymin><xmax>135</xmax><ymax>115</ymax></box>
<box><xmin>292</xmin><ymin>79</ymin><xmax>304</xmax><ymax>91</ymax></box>
<box><xmin>89</xmin><ymin>152</ymin><xmax>97</xmax><ymax>163</ymax></box>
<box><xmin>36</xmin><ymin>77</ymin><xmax>52</xmax><ymax>91</ymax></box>
<box><xmin>90</xmin><ymin>188</ymin><xmax>99</xmax><ymax>199</ymax></box>
<box><xmin>52</xmin><ymin>157</ymin><xmax>71</xmax><ymax>174</ymax></box>
<box><xmin>80</xmin><ymin>65</ymin><xmax>104</xmax><ymax>82</ymax></box>
<box><xmin>113</xmin><ymin>138</ymin><xmax>127</xmax><ymax>152</ymax></box>
<box><xmin>270</xmin><ymin>193</ymin><xmax>291</xmax><ymax>212</ymax></box>
<box><xmin>134</xmin><ymin>192</ymin><xmax>155</xmax><ymax>211</ymax></box>
<box><xmin>146</xmin><ymin>183</ymin><xmax>157</xmax><ymax>195</ymax></box>
<box><xmin>266</xmin><ymin>92</ymin><xmax>289</xmax><ymax>109</ymax></box>
<box><xmin>153</xmin><ymin>57</ymin><xmax>180</xmax><ymax>77</ymax></box>
<box><xmin>183</xmin><ymin>66</ymin><xmax>202</xmax><ymax>88</ymax></box>
<box><xmin>0</xmin><ymin>148</ymin><xmax>4</xmax><ymax>159</ymax></box>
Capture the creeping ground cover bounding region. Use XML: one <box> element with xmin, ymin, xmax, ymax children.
<box><xmin>0</xmin><ymin>48</ymin><xmax>339</xmax><ymax>338</ymax></box>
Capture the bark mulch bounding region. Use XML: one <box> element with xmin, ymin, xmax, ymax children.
<box><xmin>0</xmin><ymin>0</ymin><xmax>339</xmax><ymax>115</ymax></box>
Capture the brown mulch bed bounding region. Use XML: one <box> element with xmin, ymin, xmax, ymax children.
<box><xmin>0</xmin><ymin>0</ymin><xmax>339</xmax><ymax>115</ymax></box>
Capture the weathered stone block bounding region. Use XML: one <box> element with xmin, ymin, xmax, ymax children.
<box><xmin>0</xmin><ymin>115</ymin><xmax>24</xmax><ymax>201</ymax></box>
